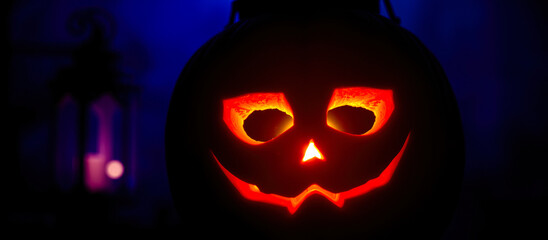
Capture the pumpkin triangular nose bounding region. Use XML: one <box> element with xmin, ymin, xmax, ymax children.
<box><xmin>302</xmin><ymin>139</ymin><xmax>325</xmax><ymax>163</ymax></box>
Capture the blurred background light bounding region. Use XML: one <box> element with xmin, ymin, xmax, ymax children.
<box><xmin>106</xmin><ymin>160</ymin><xmax>124</xmax><ymax>180</ymax></box>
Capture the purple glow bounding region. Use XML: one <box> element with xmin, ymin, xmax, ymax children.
<box><xmin>85</xmin><ymin>95</ymin><xmax>119</xmax><ymax>192</ymax></box>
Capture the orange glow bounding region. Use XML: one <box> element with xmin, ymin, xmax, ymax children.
<box><xmin>302</xmin><ymin>139</ymin><xmax>324</xmax><ymax>163</ymax></box>
<box><xmin>223</xmin><ymin>93</ymin><xmax>294</xmax><ymax>145</ymax></box>
<box><xmin>212</xmin><ymin>133</ymin><xmax>410</xmax><ymax>214</ymax></box>
<box><xmin>327</xmin><ymin>87</ymin><xmax>394</xmax><ymax>135</ymax></box>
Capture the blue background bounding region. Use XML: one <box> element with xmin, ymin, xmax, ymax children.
<box><xmin>6</xmin><ymin>0</ymin><xmax>547</xmax><ymax>237</ymax></box>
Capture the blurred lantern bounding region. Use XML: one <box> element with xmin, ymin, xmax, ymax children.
<box><xmin>52</xmin><ymin>9</ymin><xmax>138</xmax><ymax>194</ymax></box>
<box><xmin>166</xmin><ymin>0</ymin><xmax>464</xmax><ymax>238</ymax></box>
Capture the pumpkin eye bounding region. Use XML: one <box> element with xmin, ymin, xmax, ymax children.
<box><xmin>326</xmin><ymin>87</ymin><xmax>394</xmax><ymax>136</ymax></box>
<box><xmin>223</xmin><ymin>92</ymin><xmax>294</xmax><ymax>145</ymax></box>
<box><xmin>327</xmin><ymin>106</ymin><xmax>376</xmax><ymax>135</ymax></box>
<box><xmin>243</xmin><ymin>109</ymin><xmax>293</xmax><ymax>142</ymax></box>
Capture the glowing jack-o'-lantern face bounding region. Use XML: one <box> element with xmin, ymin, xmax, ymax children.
<box><xmin>166</xmin><ymin>11</ymin><xmax>464</xmax><ymax>238</ymax></box>
<box><xmin>217</xmin><ymin>87</ymin><xmax>407</xmax><ymax>214</ymax></box>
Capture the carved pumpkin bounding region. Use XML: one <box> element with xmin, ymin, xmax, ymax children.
<box><xmin>166</xmin><ymin>5</ymin><xmax>463</xmax><ymax>239</ymax></box>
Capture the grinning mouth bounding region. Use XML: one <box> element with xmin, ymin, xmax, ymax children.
<box><xmin>212</xmin><ymin>133</ymin><xmax>410</xmax><ymax>214</ymax></box>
